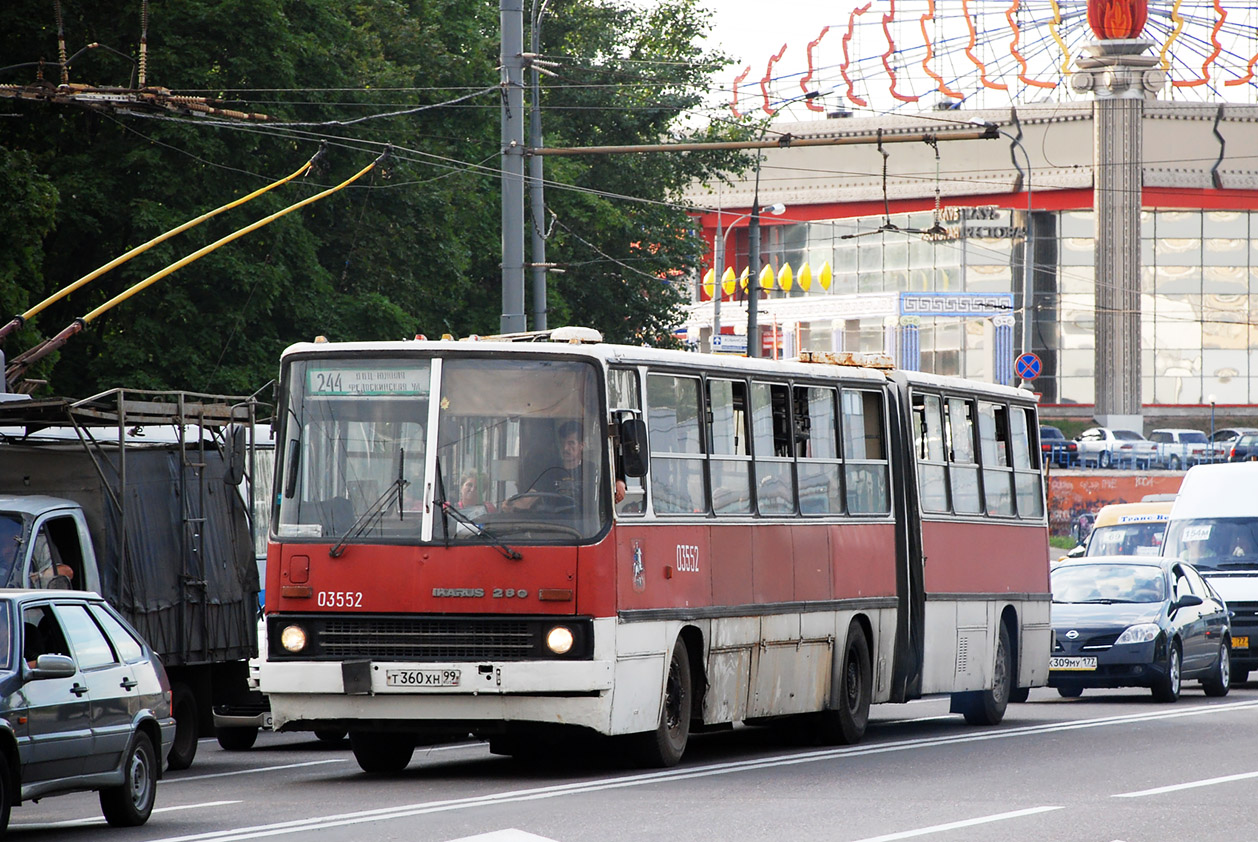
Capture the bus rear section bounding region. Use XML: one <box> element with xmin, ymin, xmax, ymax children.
<box><xmin>260</xmin><ymin>339</ymin><xmax>1051</xmax><ymax>771</ymax></box>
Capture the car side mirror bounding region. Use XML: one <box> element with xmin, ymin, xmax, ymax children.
<box><xmin>1172</xmin><ymin>594</ymin><xmax>1203</xmax><ymax>611</ymax></box>
<box><xmin>25</xmin><ymin>653</ymin><xmax>76</xmax><ymax>680</ymax></box>
<box><xmin>618</xmin><ymin>418</ymin><xmax>649</xmax><ymax>478</ymax></box>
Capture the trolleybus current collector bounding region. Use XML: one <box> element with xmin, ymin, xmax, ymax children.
<box><xmin>259</xmin><ymin>330</ymin><xmax>1051</xmax><ymax>771</ymax></box>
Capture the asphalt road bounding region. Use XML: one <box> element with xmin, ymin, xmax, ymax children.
<box><xmin>11</xmin><ymin>681</ymin><xmax>1258</xmax><ymax>842</ymax></box>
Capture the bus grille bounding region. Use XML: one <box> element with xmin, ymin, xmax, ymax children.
<box><xmin>320</xmin><ymin>617</ymin><xmax>537</xmax><ymax>661</ymax></box>
<box><xmin>1228</xmin><ymin>601</ymin><xmax>1258</xmax><ymax>626</ymax></box>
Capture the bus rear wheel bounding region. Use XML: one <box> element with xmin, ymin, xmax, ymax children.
<box><xmin>952</xmin><ymin>623</ymin><xmax>1012</xmax><ymax>726</ymax></box>
<box><xmin>817</xmin><ymin>622</ymin><xmax>871</xmax><ymax>745</ymax></box>
<box><xmin>630</xmin><ymin>639</ymin><xmax>692</xmax><ymax>767</ymax></box>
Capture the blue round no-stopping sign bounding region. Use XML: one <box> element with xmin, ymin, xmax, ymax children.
<box><xmin>1015</xmin><ymin>352</ymin><xmax>1041</xmax><ymax>380</ymax></box>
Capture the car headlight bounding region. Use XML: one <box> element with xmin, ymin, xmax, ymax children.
<box><xmin>279</xmin><ymin>624</ymin><xmax>308</xmax><ymax>653</ymax></box>
<box><xmin>545</xmin><ymin>625</ymin><xmax>574</xmax><ymax>655</ymax></box>
<box><xmin>1115</xmin><ymin>623</ymin><xmax>1160</xmax><ymax>645</ymax></box>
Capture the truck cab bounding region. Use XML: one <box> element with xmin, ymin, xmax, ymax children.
<box><xmin>0</xmin><ymin>495</ymin><xmax>102</xmax><ymax>593</ymax></box>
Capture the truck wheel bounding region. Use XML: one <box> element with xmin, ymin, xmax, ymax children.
<box><xmin>167</xmin><ymin>683</ymin><xmax>199</xmax><ymax>770</ymax></box>
<box><xmin>100</xmin><ymin>733</ymin><xmax>157</xmax><ymax>826</ymax></box>
<box><xmin>216</xmin><ymin>726</ymin><xmax>259</xmax><ymax>751</ymax></box>
<box><xmin>349</xmin><ymin>732</ymin><xmax>415</xmax><ymax>773</ymax></box>
<box><xmin>1169</xmin><ymin>456</ymin><xmax>1182</xmax><ymax>471</ymax></box>
<box><xmin>1099</xmin><ymin>451</ymin><xmax>1112</xmax><ymax>468</ymax></box>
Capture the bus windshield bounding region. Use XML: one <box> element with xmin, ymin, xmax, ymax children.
<box><xmin>435</xmin><ymin>357</ymin><xmax>606</xmax><ymax>542</ymax></box>
<box><xmin>274</xmin><ymin>354</ymin><xmax>607</xmax><ymax>547</ymax></box>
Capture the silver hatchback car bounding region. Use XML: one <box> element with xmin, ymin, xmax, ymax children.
<box><xmin>0</xmin><ymin>590</ymin><xmax>175</xmax><ymax>831</ymax></box>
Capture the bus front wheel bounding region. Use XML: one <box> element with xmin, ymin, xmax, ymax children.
<box><xmin>349</xmin><ymin>732</ymin><xmax>415</xmax><ymax>774</ymax></box>
<box><xmin>630</xmin><ymin>640</ymin><xmax>692</xmax><ymax>768</ymax></box>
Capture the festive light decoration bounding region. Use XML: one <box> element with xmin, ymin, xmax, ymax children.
<box><xmin>721</xmin><ymin>267</ymin><xmax>737</xmax><ymax>296</ymax></box>
<box><xmin>797</xmin><ymin>262</ymin><xmax>813</xmax><ymax>292</ymax></box>
<box><xmin>1086</xmin><ymin>0</ymin><xmax>1148</xmax><ymax>40</ymax></box>
<box><xmin>778</xmin><ymin>263</ymin><xmax>794</xmax><ymax>291</ymax></box>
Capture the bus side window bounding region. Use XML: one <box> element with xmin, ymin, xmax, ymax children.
<box><xmin>912</xmin><ymin>393</ymin><xmax>949</xmax><ymax>513</ymax></box>
<box><xmin>842</xmin><ymin>389</ymin><xmax>889</xmax><ymax>515</ymax></box>
<box><xmin>610</xmin><ymin>368</ymin><xmax>646</xmax><ymax>516</ymax></box>
<box><xmin>709</xmin><ymin>379</ymin><xmax>752</xmax><ymax>515</ymax></box>
<box><xmin>751</xmin><ymin>382</ymin><xmax>796</xmax><ymax>515</ymax></box>
<box><xmin>794</xmin><ymin>385</ymin><xmax>841</xmax><ymax>515</ymax></box>
<box><xmin>979</xmin><ymin>402</ymin><xmax>1014</xmax><ymax>517</ymax></box>
<box><xmin>647</xmin><ymin>374</ymin><xmax>707</xmax><ymax>514</ymax></box>
<box><xmin>1009</xmin><ymin>406</ymin><xmax>1044</xmax><ymax>518</ymax></box>
<box><xmin>946</xmin><ymin>398</ymin><xmax>982</xmax><ymax>515</ymax></box>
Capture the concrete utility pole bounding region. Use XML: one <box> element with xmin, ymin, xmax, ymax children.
<box><xmin>528</xmin><ymin>1</ymin><xmax>551</xmax><ymax>331</ymax></box>
<box><xmin>500</xmin><ymin>0</ymin><xmax>527</xmax><ymax>333</ymax></box>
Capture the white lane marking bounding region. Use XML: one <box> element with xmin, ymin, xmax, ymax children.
<box><xmin>165</xmin><ymin>759</ymin><xmax>345</xmax><ymax>783</ymax></box>
<box><xmin>844</xmin><ymin>806</ymin><xmax>1063</xmax><ymax>842</ymax></box>
<box><xmin>144</xmin><ymin>698</ymin><xmax>1258</xmax><ymax>842</ymax></box>
<box><xmin>1113</xmin><ymin>770</ymin><xmax>1258</xmax><ymax>798</ymax></box>
<box><xmin>899</xmin><ymin>715</ymin><xmax>955</xmax><ymax>724</ymax></box>
<box><xmin>18</xmin><ymin>800</ymin><xmax>242</xmax><ymax>828</ymax></box>
<box><xmin>447</xmin><ymin>831</ymin><xmax>559</xmax><ymax>842</ymax></box>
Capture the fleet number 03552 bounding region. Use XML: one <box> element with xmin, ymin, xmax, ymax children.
<box><xmin>316</xmin><ymin>590</ymin><xmax>363</xmax><ymax>607</ymax></box>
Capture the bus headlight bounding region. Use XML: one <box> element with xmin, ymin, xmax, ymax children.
<box><xmin>280</xmin><ymin>624</ymin><xmax>308</xmax><ymax>653</ymax></box>
<box><xmin>545</xmin><ymin>625</ymin><xmax>574</xmax><ymax>655</ymax></box>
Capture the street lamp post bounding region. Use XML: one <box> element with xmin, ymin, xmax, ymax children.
<box><xmin>713</xmin><ymin>203</ymin><xmax>785</xmax><ymax>353</ymax></box>
<box><xmin>974</xmin><ymin>121</ymin><xmax>1035</xmax><ymax>388</ymax></box>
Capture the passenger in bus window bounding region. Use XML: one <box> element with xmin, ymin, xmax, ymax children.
<box><xmin>458</xmin><ymin>472</ymin><xmax>495</xmax><ymax>515</ymax></box>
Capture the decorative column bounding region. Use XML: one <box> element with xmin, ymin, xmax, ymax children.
<box><xmin>993</xmin><ymin>314</ymin><xmax>1016</xmax><ymax>386</ymax></box>
<box><xmin>1069</xmin><ymin>0</ymin><xmax>1164</xmax><ymax>429</ymax></box>
<box><xmin>896</xmin><ymin>316</ymin><xmax>921</xmax><ymax>371</ymax></box>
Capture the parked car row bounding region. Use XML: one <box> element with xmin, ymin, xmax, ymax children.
<box><xmin>1040</xmin><ymin>424</ymin><xmax>1258</xmax><ymax>469</ymax></box>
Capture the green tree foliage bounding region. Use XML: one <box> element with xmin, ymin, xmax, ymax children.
<box><xmin>0</xmin><ymin>0</ymin><xmax>745</xmax><ymax>395</ymax></box>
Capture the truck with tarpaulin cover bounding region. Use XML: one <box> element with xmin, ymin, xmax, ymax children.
<box><xmin>0</xmin><ymin>389</ymin><xmax>267</xmax><ymax>769</ymax></box>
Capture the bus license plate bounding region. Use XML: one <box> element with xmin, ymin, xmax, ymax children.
<box><xmin>385</xmin><ymin>669</ymin><xmax>461</xmax><ymax>688</ymax></box>
<box><xmin>1049</xmin><ymin>656</ymin><xmax>1097</xmax><ymax>671</ymax></box>
<box><xmin>1232</xmin><ymin>636</ymin><xmax>1249</xmax><ymax>650</ymax></box>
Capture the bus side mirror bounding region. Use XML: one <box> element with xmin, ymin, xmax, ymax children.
<box><xmin>619</xmin><ymin>418</ymin><xmax>649</xmax><ymax>478</ymax></box>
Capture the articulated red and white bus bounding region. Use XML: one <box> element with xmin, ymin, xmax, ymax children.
<box><xmin>259</xmin><ymin>329</ymin><xmax>1050</xmax><ymax>772</ymax></box>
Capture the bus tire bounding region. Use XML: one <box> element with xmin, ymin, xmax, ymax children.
<box><xmin>630</xmin><ymin>639</ymin><xmax>692</xmax><ymax>768</ymax></box>
<box><xmin>349</xmin><ymin>731</ymin><xmax>415</xmax><ymax>774</ymax></box>
<box><xmin>1009</xmin><ymin>686</ymin><xmax>1031</xmax><ymax>704</ymax></box>
<box><xmin>166</xmin><ymin>683</ymin><xmax>199</xmax><ymax>771</ymax></box>
<box><xmin>215</xmin><ymin>726</ymin><xmax>258</xmax><ymax>751</ymax></box>
<box><xmin>314</xmin><ymin>729</ymin><xmax>348</xmax><ymax>744</ymax></box>
<box><xmin>954</xmin><ymin>623</ymin><xmax>1012</xmax><ymax>726</ymax></box>
<box><xmin>818</xmin><ymin>622</ymin><xmax>871</xmax><ymax>745</ymax></box>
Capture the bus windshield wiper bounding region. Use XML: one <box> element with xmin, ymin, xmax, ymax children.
<box><xmin>329</xmin><ymin>448</ymin><xmax>408</xmax><ymax>558</ymax></box>
<box><xmin>440</xmin><ymin>501</ymin><xmax>522</xmax><ymax>561</ymax></box>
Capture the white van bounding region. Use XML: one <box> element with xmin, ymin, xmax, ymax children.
<box><xmin>1163</xmin><ymin>463</ymin><xmax>1258</xmax><ymax>683</ymax></box>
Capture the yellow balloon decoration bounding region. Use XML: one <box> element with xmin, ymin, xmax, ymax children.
<box><xmin>739</xmin><ymin>267</ymin><xmax>750</xmax><ymax>292</ymax></box>
<box><xmin>818</xmin><ymin>260</ymin><xmax>833</xmax><ymax>291</ymax></box>
<box><xmin>758</xmin><ymin>264</ymin><xmax>774</xmax><ymax>290</ymax></box>
<box><xmin>778</xmin><ymin>263</ymin><xmax>794</xmax><ymax>292</ymax></box>
<box><xmin>721</xmin><ymin>267</ymin><xmax>736</xmax><ymax>296</ymax></box>
<box><xmin>702</xmin><ymin>268</ymin><xmax>715</xmax><ymax>298</ymax></box>
<box><xmin>797</xmin><ymin>262</ymin><xmax>812</xmax><ymax>292</ymax></box>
